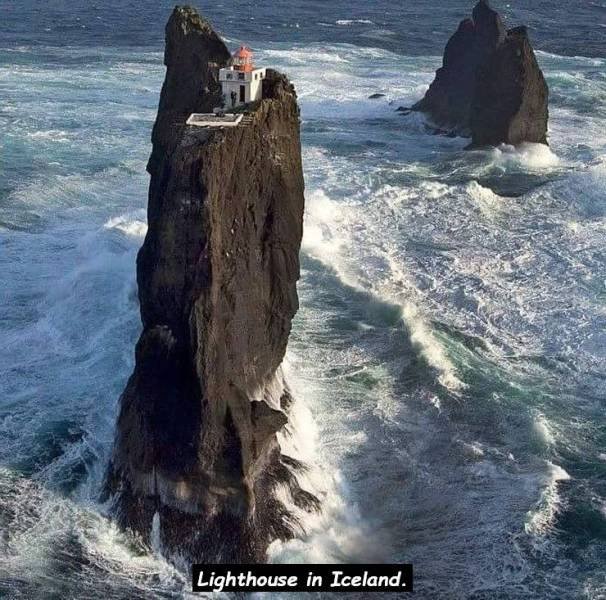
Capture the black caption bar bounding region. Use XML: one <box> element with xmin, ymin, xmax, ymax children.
<box><xmin>192</xmin><ymin>564</ymin><xmax>413</xmax><ymax>593</ymax></box>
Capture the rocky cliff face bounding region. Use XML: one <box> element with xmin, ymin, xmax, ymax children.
<box><xmin>105</xmin><ymin>6</ymin><xmax>315</xmax><ymax>563</ymax></box>
<box><xmin>412</xmin><ymin>0</ymin><xmax>548</xmax><ymax>146</ymax></box>
<box><xmin>412</xmin><ymin>0</ymin><xmax>506</xmax><ymax>133</ymax></box>
<box><xmin>470</xmin><ymin>26</ymin><xmax>549</xmax><ymax>147</ymax></box>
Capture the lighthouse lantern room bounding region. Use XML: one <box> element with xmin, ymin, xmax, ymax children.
<box><xmin>219</xmin><ymin>46</ymin><xmax>267</xmax><ymax>108</ymax></box>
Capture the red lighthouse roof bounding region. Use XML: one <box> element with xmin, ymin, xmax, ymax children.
<box><xmin>234</xmin><ymin>45</ymin><xmax>253</xmax><ymax>59</ymax></box>
<box><xmin>232</xmin><ymin>45</ymin><xmax>254</xmax><ymax>72</ymax></box>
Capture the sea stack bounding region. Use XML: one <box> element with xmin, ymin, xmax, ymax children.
<box><xmin>411</xmin><ymin>0</ymin><xmax>548</xmax><ymax>147</ymax></box>
<box><xmin>104</xmin><ymin>6</ymin><xmax>315</xmax><ymax>563</ymax></box>
<box><xmin>470</xmin><ymin>26</ymin><xmax>549</xmax><ymax>146</ymax></box>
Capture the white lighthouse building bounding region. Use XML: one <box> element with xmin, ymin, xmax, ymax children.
<box><xmin>219</xmin><ymin>46</ymin><xmax>267</xmax><ymax>108</ymax></box>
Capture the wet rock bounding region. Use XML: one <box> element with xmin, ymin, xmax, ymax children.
<box><xmin>396</xmin><ymin>108</ymin><xmax>413</xmax><ymax>118</ymax></box>
<box><xmin>147</xmin><ymin>5</ymin><xmax>231</xmax><ymax>175</ymax></box>
<box><xmin>411</xmin><ymin>0</ymin><xmax>548</xmax><ymax>146</ymax></box>
<box><xmin>470</xmin><ymin>26</ymin><xmax>549</xmax><ymax>147</ymax></box>
<box><xmin>105</xmin><ymin>6</ymin><xmax>314</xmax><ymax>564</ymax></box>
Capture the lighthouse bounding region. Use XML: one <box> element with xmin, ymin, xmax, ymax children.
<box><xmin>219</xmin><ymin>46</ymin><xmax>267</xmax><ymax>108</ymax></box>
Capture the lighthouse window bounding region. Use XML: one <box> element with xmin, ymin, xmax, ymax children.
<box><xmin>226</xmin><ymin>73</ymin><xmax>232</xmax><ymax>80</ymax></box>
<box><xmin>238</xmin><ymin>72</ymin><xmax>245</xmax><ymax>80</ymax></box>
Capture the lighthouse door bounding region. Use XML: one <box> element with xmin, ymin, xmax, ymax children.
<box><xmin>239</xmin><ymin>85</ymin><xmax>246</xmax><ymax>103</ymax></box>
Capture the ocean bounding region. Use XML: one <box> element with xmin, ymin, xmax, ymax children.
<box><xmin>1</xmin><ymin>1</ymin><xmax>605</xmax><ymax>598</ymax></box>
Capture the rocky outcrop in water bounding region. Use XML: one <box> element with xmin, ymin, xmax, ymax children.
<box><xmin>411</xmin><ymin>0</ymin><xmax>548</xmax><ymax>146</ymax></box>
<box><xmin>470</xmin><ymin>26</ymin><xmax>549</xmax><ymax>147</ymax></box>
<box><xmin>104</xmin><ymin>6</ymin><xmax>316</xmax><ymax>563</ymax></box>
<box><xmin>411</xmin><ymin>0</ymin><xmax>505</xmax><ymax>133</ymax></box>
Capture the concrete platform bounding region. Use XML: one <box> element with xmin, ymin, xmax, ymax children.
<box><xmin>186</xmin><ymin>113</ymin><xmax>243</xmax><ymax>127</ymax></box>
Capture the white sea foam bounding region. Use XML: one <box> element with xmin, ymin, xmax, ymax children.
<box><xmin>401</xmin><ymin>302</ymin><xmax>465</xmax><ymax>392</ymax></box>
<box><xmin>429</xmin><ymin>395</ymin><xmax>442</xmax><ymax>411</ymax></box>
<box><xmin>270</xmin><ymin>356</ymin><xmax>376</xmax><ymax>564</ymax></box>
<box><xmin>533</xmin><ymin>413</ymin><xmax>556</xmax><ymax>447</ymax></box>
<box><xmin>262</xmin><ymin>47</ymin><xmax>349</xmax><ymax>65</ymax></box>
<box><xmin>467</xmin><ymin>180</ymin><xmax>504</xmax><ymax>217</ymax></box>
<box><xmin>79</xmin><ymin>511</ymin><xmax>198</xmax><ymax>597</ymax></box>
<box><xmin>489</xmin><ymin>142</ymin><xmax>561</xmax><ymax>171</ymax></box>
<box><xmin>302</xmin><ymin>181</ymin><xmax>467</xmax><ymax>394</ymax></box>
<box><xmin>151</xmin><ymin>511</ymin><xmax>162</xmax><ymax>557</ymax></box>
<box><xmin>302</xmin><ymin>188</ymin><xmax>365</xmax><ymax>290</ymax></box>
<box><xmin>0</xmin><ymin>467</ymin><xmax>196</xmax><ymax>597</ymax></box>
<box><xmin>525</xmin><ymin>462</ymin><xmax>571</xmax><ymax>537</ymax></box>
<box><xmin>26</xmin><ymin>129</ymin><xmax>70</xmax><ymax>142</ymax></box>
<box><xmin>104</xmin><ymin>211</ymin><xmax>148</xmax><ymax>237</ymax></box>
<box><xmin>336</xmin><ymin>19</ymin><xmax>374</xmax><ymax>25</ymax></box>
<box><xmin>258</xmin><ymin>43</ymin><xmax>430</xmax><ymax>117</ymax></box>
<box><xmin>536</xmin><ymin>49</ymin><xmax>606</xmax><ymax>67</ymax></box>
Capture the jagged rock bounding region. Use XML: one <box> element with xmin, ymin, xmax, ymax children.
<box><xmin>105</xmin><ymin>6</ymin><xmax>314</xmax><ymax>563</ymax></box>
<box><xmin>470</xmin><ymin>26</ymin><xmax>549</xmax><ymax>147</ymax></box>
<box><xmin>148</xmin><ymin>5</ymin><xmax>231</xmax><ymax>175</ymax></box>
<box><xmin>411</xmin><ymin>0</ymin><xmax>548</xmax><ymax>146</ymax></box>
<box><xmin>411</xmin><ymin>1</ymin><xmax>505</xmax><ymax>133</ymax></box>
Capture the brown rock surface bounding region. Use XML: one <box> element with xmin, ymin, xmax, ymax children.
<box><xmin>105</xmin><ymin>6</ymin><xmax>314</xmax><ymax>563</ymax></box>
<box><xmin>412</xmin><ymin>1</ymin><xmax>549</xmax><ymax>147</ymax></box>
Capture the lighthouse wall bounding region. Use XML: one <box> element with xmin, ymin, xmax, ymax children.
<box><xmin>220</xmin><ymin>68</ymin><xmax>267</xmax><ymax>107</ymax></box>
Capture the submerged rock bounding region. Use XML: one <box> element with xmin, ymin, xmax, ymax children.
<box><xmin>411</xmin><ymin>0</ymin><xmax>548</xmax><ymax>146</ymax></box>
<box><xmin>105</xmin><ymin>6</ymin><xmax>315</xmax><ymax>563</ymax></box>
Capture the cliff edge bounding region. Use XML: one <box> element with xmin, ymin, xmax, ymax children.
<box><xmin>411</xmin><ymin>0</ymin><xmax>548</xmax><ymax>147</ymax></box>
<box><xmin>105</xmin><ymin>6</ymin><xmax>315</xmax><ymax>563</ymax></box>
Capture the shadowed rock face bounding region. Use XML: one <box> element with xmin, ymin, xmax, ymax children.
<box><xmin>412</xmin><ymin>1</ymin><xmax>506</xmax><ymax>133</ymax></box>
<box><xmin>105</xmin><ymin>6</ymin><xmax>316</xmax><ymax>563</ymax></box>
<box><xmin>471</xmin><ymin>26</ymin><xmax>549</xmax><ymax>146</ymax></box>
<box><xmin>412</xmin><ymin>0</ymin><xmax>548</xmax><ymax>146</ymax></box>
<box><xmin>148</xmin><ymin>5</ymin><xmax>231</xmax><ymax>175</ymax></box>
